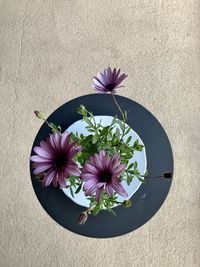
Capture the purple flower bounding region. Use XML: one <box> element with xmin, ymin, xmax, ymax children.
<box><xmin>92</xmin><ymin>67</ymin><xmax>128</xmax><ymax>94</ymax></box>
<box><xmin>30</xmin><ymin>132</ymin><xmax>82</xmax><ymax>187</ymax></box>
<box><xmin>81</xmin><ymin>150</ymin><xmax>128</xmax><ymax>201</ymax></box>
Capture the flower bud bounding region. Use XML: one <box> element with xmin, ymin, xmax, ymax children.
<box><xmin>163</xmin><ymin>172</ymin><xmax>172</xmax><ymax>179</ymax></box>
<box><xmin>34</xmin><ymin>110</ymin><xmax>46</xmax><ymax>120</ymax></box>
<box><xmin>77</xmin><ymin>211</ymin><xmax>88</xmax><ymax>225</ymax></box>
<box><xmin>77</xmin><ymin>105</ymin><xmax>87</xmax><ymax>116</ymax></box>
<box><xmin>123</xmin><ymin>199</ymin><xmax>132</xmax><ymax>208</ymax></box>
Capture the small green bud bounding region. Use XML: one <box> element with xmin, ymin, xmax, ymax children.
<box><xmin>123</xmin><ymin>199</ymin><xmax>132</xmax><ymax>208</ymax></box>
<box><xmin>34</xmin><ymin>110</ymin><xmax>46</xmax><ymax>120</ymax></box>
<box><xmin>77</xmin><ymin>105</ymin><xmax>87</xmax><ymax>116</ymax></box>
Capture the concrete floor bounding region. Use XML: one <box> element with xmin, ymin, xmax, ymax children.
<box><xmin>0</xmin><ymin>0</ymin><xmax>199</xmax><ymax>266</ymax></box>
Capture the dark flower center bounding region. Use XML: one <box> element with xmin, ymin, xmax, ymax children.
<box><xmin>105</xmin><ymin>83</ymin><xmax>115</xmax><ymax>91</ymax></box>
<box><xmin>99</xmin><ymin>170</ymin><xmax>112</xmax><ymax>183</ymax></box>
<box><xmin>54</xmin><ymin>152</ymin><xmax>68</xmax><ymax>169</ymax></box>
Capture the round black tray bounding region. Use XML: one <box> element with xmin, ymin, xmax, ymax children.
<box><xmin>30</xmin><ymin>94</ymin><xmax>173</xmax><ymax>238</ymax></box>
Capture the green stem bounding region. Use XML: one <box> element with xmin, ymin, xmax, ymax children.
<box><xmin>109</xmin><ymin>199</ymin><xmax>123</xmax><ymax>205</ymax></box>
<box><xmin>142</xmin><ymin>175</ymin><xmax>162</xmax><ymax>179</ymax></box>
<box><xmin>86</xmin><ymin>110</ymin><xmax>99</xmax><ymax>133</ymax></box>
<box><xmin>44</xmin><ymin>119</ymin><xmax>51</xmax><ymax>128</ymax></box>
<box><xmin>111</xmin><ymin>93</ymin><xmax>125</xmax><ymax>120</ymax></box>
<box><xmin>86</xmin><ymin>204</ymin><xmax>97</xmax><ymax>214</ymax></box>
<box><xmin>111</xmin><ymin>93</ymin><xmax>126</xmax><ymax>140</ymax></box>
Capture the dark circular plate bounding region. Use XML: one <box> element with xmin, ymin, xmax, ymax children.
<box><xmin>30</xmin><ymin>94</ymin><xmax>173</xmax><ymax>238</ymax></box>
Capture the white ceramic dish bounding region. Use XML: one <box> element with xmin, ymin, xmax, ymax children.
<box><xmin>62</xmin><ymin>116</ymin><xmax>147</xmax><ymax>208</ymax></box>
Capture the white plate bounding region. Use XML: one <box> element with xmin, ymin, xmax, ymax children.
<box><xmin>62</xmin><ymin>116</ymin><xmax>147</xmax><ymax>208</ymax></box>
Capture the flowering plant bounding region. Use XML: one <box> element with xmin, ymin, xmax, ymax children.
<box><xmin>31</xmin><ymin>68</ymin><xmax>172</xmax><ymax>224</ymax></box>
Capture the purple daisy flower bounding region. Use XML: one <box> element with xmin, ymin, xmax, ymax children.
<box><xmin>81</xmin><ymin>150</ymin><xmax>128</xmax><ymax>201</ymax></box>
<box><xmin>30</xmin><ymin>132</ymin><xmax>82</xmax><ymax>187</ymax></box>
<box><xmin>92</xmin><ymin>67</ymin><xmax>128</xmax><ymax>94</ymax></box>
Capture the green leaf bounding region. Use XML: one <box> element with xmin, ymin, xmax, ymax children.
<box><xmin>70</xmin><ymin>187</ymin><xmax>74</xmax><ymax>198</ymax></box>
<box><xmin>127</xmin><ymin>163</ymin><xmax>135</xmax><ymax>170</ymax></box>
<box><xmin>127</xmin><ymin>174</ymin><xmax>133</xmax><ymax>185</ymax></box>
<box><xmin>87</xmin><ymin>128</ymin><xmax>94</xmax><ymax>133</ymax></box>
<box><xmin>57</xmin><ymin>125</ymin><xmax>62</xmax><ymax>132</ymax></box>
<box><xmin>75</xmin><ymin>184</ymin><xmax>82</xmax><ymax>194</ymax></box>
<box><xmin>117</xmin><ymin>119</ymin><xmax>124</xmax><ymax>131</ymax></box>
<box><xmin>92</xmin><ymin>206</ymin><xmax>101</xmax><ymax>216</ymax></box>
<box><xmin>107</xmin><ymin>207</ymin><xmax>117</xmax><ymax>216</ymax></box>
<box><xmin>102</xmin><ymin>126</ymin><xmax>110</xmax><ymax>135</ymax></box>
<box><xmin>104</xmin><ymin>199</ymin><xmax>109</xmax><ymax>208</ymax></box>
<box><xmin>133</xmin><ymin>139</ymin><xmax>144</xmax><ymax>151</ymax></box>
<box><xmin>49</xmin><ymin>123</ymin><xmax>59</xmax><ymax>133</ymax></box>
<box><xmin>134</xmin><ymin>161</ymin><xmax>138</xmax><ymax>169</ymax></box>
<box><xmin>126</xmin><ymin>136</ymin><xmax>132</xmax><ymax>144</ymax></box>
<box><xmin>128</xmin><ymin>170</ymin><xmax>136</xmax><ymax>175</ymax></box>
<box><xmin>92</xmin><ymin>209</ymin><xmax>100</xmax><ymax>216</ymax></box>
<box><xmin>125</xmin><ymin>127</ymin><xmax>131</xmax><ymax>135</ymax></box>
<box><xmin>112</xmin><ymin>116</ymin><xmax>117</xmax><ymax>124</ymax></box>
<box><xmin>115</xmin><ymin>127</ymin><xmax>121</xmax><ymax>139</ymax></box>
<box><xmin>83</xmin><ymin>117</ymin><xmax>93</xmax><ymax>126</ymax></box>
<box><xmin>92</xmin><ymin>134</ymin><xmax>99</xmax><ymax>144</ymax></box>
<box><xmin>137</xmin><ymin>177</ymin><xmax>146</xmax><ymax>183</ymax></box>
<box><xmin>69</xmin><ymin>176</ymin><xmax>76</xmax><ymax>186</ymax></box>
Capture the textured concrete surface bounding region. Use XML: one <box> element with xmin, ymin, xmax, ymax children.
<box><xmin>0</xmin><ymin>0</ymin><xmax>200</xmax><ymax>266</ymax></box>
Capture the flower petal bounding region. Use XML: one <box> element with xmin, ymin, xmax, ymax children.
<box><xmin>85</xmin><ymin>184</ymin><xmax>97</xmax><ymax>196</ymax></box>
<box><xmin>42</xmin><ymin>168</ymin><xmax>57</xmax><ymax>186</ymax></box>
<box><xmin>40</xmin><ymin>140</ymin><xmax>54</xmax><ymax>154</ymax></box>
<box><xmin>58</xmin><ymin>176</ymin><xmax>67</xmax><ymax>188</ymax></box>
<box><xmin>83</xmin><ymin>163</ymin><xmax>99</xmax><ymax>174</ymax></box>
<box><xmin>96</xmin><ymin>186</ymin><xmax>104</xmax><ymax>202</ymax></box>
<box><xmin>53</xmin><ymin>177</ymin><xmax>58</xmax><ymax>187</ymax></box>
<box><xmin>113</xmin><ymin>164</ymin><xmax>126</xmax><ymax>175</ymax></box>
<box><xmin>111</xmin><ymin>153</ymin><xmax>120</xmax><ymax>164</ymax></box>
<box><xmin>54</xmin><ymin>132</ymin><xmax>61</xmax><ymax>149</ymax></box>
<box><xmin>93</xmin><ymin>77</ymin><xmax>105</xmax><ymax>88</ymax></box>
<box><xmin>103</xmin><ymin>69</ymin><xmax>109</xmax><ymax>84</ymax></box>
<box><xmin>116</xmin><ymin>73</ymin><xmax>128</xmax><ymax>86</ymax></box>
<box><xmin>66</xmin><ymin>165</ymin><xmax>80</xmax><ymax>176</ymax></box>
<box><xmin>33</xmin><ymin>146</ymin><xmax>52</xmax><ymax>159</ymax></box>
<box><xmin>68</xmin><ymin>146</ymin><xmax>82</xmax><ymax>158</ymax></box>
<box><xmin>102</xmin><ymin>153</ymin><xmax>110</xmax><ymax>170</ymax></box>
<box><xmin>83</xmin><ymin>179</ymin><xmax>98</xmax><ymax>191</ymax></box>
<box><xmin>61</xmin><ymin>131</ymin><xmax>70</xmax><ymax>148</ymax></box>
<box><xmin>99</xmin><ymin>149</ymin><xmax>106</xmax><ymax>157</ymax></box>
<box><xmin>93</xmin><ymin>153</ymin><xmax>104</xmax><ymax>170</ymax></box>
<box><xmin>105</xmin><ymin>184</ymin><xmax>114</xmax><ymax>196</ymax></box>
<box><xmin>33</xmin><ymin>163</ymin><xmax>52</xmax><ymax>174</ymax></box>
<box><xmin>107</xmin><ymin>67</ymin><xmax>112</xmax><ymax>83</ymax></box>
<box><xmin>49</xmin><ymin>134</ymin><xmax>57</xmax><ymax>149</ymax></box>
<box><xmin>112</xmin><ymin>181</ymin><xmax>128</xmax><ymax>197</ymax></box>
<box><xmin>110</xmin><ymin>153</ymin><xmax>121</xmax><ymax>170</ymax></box>
<box><xmin>30</xmin><ymin>155</ymin><xmax>52</xmax><ymax>163</ymax></box>
<box><xmin>111</xmin><ymin>68</ymin><xmax>117</xmax><ymax>83</ymax></box>
<box><xmin>97</xmin><ymin>72</ymin><xmax>106</xmax><ymax>86</ymax></box>
<box><xmin>81</xmin><ymin>173</ymin><xmax>98</xmax><ymax>181</ymax></box>
<box><xmin>58</xmin><ymin>179</ymin><xmax>67</xmax><ymax>188</ymax></box>
<box><xmin>67</xmin><ymin>140</ymin><xmax>78</xmax><ymax>151</ymax></box>
<box><xmin>92</xmin><ymin>68</ymin><xmax>127</xmax><ymax>93</ymax></box>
